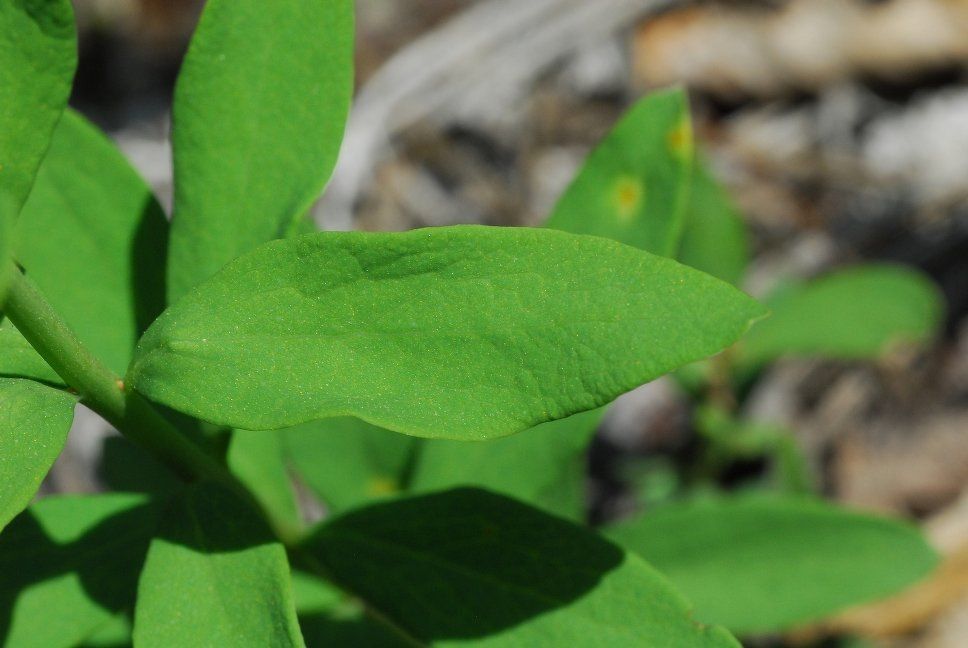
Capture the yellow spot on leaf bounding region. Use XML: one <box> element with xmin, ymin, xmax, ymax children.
<box><xmin>666</xmin><ymin>116</ymin><xmax>693</xmax><ymax>161</ymax></box>
<box><xmin>367</xmin><ymin>476</ymin><xmax>399</xmax><ymax>497</ymax></box>
<box><xmin>612</xmin><ymin>177</ymin><xmax>644</xmax><ymax>221</ymax></box>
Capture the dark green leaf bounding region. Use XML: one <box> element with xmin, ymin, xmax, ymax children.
<box><xmin>291</xmin><ymin>570</ymin><xmax>406</xmax><ymax>647</ymax></box>
<box><xmin>129</xmin><ymin>226</ymin><xmax>765</xmax><ymax>439</ymax></box>
<box><xmin>167</xmin><ymin>0</ymin><xmax>354</xmax><ymax>302</ymax></box>
<box><xmin>284</xmin><ymin>417</ymin><xmax>417</xmax><ymax>514</ymax></box>
<box><xmin>2</xmin><ymin>110</ymin><xmax>168</xmax><ymax>380</ymax></box>
<box><xmin>607</xmin><ymin>494</ymin><xmax>939</xmax><ymax>634</ymax></box>
<box><xmin>0</xmin><ymin>0</ymin><xmax>77</xmax><ymax>299</ymax></box>
<box><xmin>0</xmin><ymin>494</ymin><xmax>159</xmax><ymax>648</ymax></box>
<box><xmin>133</xmin><ymin>482</ymin><xmax>304</xmax><ymax>647</ymax></box>
<box><xmin>737</xmin><ymin>265</ymin><xmax>943</xmax><ymax>371</ymax></box>
<box><xmin>410</xmin><ymin>409</ymin><xmax>603</xmax><ymax>519</ymax></box>
<box><xmin>678</xmin><ymin>159</ymin><xmax>749</xmax><ymax>286</ymax></box>
<box><xmin>545</xmin><ymin>88</ymin><xmax>692</xmax><ymax>257</ymax></box>
<box><xmin>299</xmin><ymin>488</ymin><xmax>738</xmax><ymax>646</ymax></box>
<box><xmin>97</xmin><ymin>436</ymin><xmax>180</xmax><ymax>498</ymax></box>
<box><xmin>0</xmin><ymin>378</ymin><xmax>75</xmax><ymax>530</ymax></box>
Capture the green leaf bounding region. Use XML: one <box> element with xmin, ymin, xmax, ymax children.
<box><xmin>97</xmin><ymin>436</ymin><xmax>180</xmax><ymax>498</ymax></box>
<box><xmin>737</xmin><ymin>265</ymin><xmax>943</xmax><ymax>371</ymax></box>
<box><xmin>299</xmin><ymin>488</ymin><xmax>738</xmax><ymax>646</ymax></box>
<box><xmin>284</xmin><ymin>417</ymin><xmax>417</xmax><ymax>514</ymax></box>
<box><xmin>0</xmin><ymin>0</ymin><xmax>77</xmax><ymax>300</ymax></box>
<box><xmin>410</xmin><ymin>409</ymin><xmax>603</xmax><ymax>519</ymax></box>
<box><xmin>0</xmin><ymin>317</ymin><xmax>61</xmax><ymax>383</ymax></box>
<box><xmin>545</xmin><ymin>88</ymin><xmax>693</xmax><ymax>257</ymax></box>
<box><xmin>129</xmin><ymin>226</ymin><xmax>765</xmax><ymax>439</ymax></box>
<box><xmin>678</xmin><ymin>159</ymin><xmax>749</xmax><ymax>286</ymax></box>
<box><xmin>167</xmin><ymin>0</ymin><xmax>354</xmax><ymax>302</ymax></box>
<box><xmin>0</xmin><ymin>494</ymin><xmax>159</xmax><ymax>648</ymax></box>
<box><xmin>133</xmin><ymin>482</ymin><xmax>304</xmax><ymax>648</ymax></box>
<box><xmin>291</xmin><ymin>570</ymin><xmax>407</xmax><ymax>647</ymax></box>
<box><xmin>2</xmin><ymin>110</ymin><xmax>168</xmax><ymax>380</ymax></box>
<box><xmin>0</xmin><ymin>378</ymin><xmax>75</xmax><ymax>531</ymax></box>
<box><xmin>227</xmin><ymin>430</ymin><xmax>302</xmax><ymax>539</ymax></box>
<box><xmin>606</xmin><ymin>494</ymin><xmax>940</xmax><ymax>634</ymax></box>
<box><xmin>288</xmin><ymin>92</ymin><xmax>696</xmax><ymax>518</ymax></box>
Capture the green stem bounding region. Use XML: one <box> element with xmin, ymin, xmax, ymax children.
<box><xmin>4</xmin><ymin>267</ymin><xmax>229</xmax><ymax>484</ymax></box>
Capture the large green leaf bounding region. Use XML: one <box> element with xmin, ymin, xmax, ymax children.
<box><xmin>167</xmin><ymin>0</ymin><xmax>354</xmax><ymax>302</ymax></box>
<box><xmin>736</xmin><ymin>265</ymin><xmax>943</xmax><ymax>371</ymax></box>
<box><xmin>284</xmin><ymin>417</ymin><xmax>417</xmax><ymax>514</ymax></box>
<box><xmin>0</xmin><ymin>0</ymin><xmax>76</xmax><ymax>300</ymax></box>
<box><xmin>0</xmin><ymin>378</ymin><xmax>75</xmax><ymax>530</ymax></box>
<box><xmin>299</xmin><ymin>488</ymin><xmax>738</xmax><ymax>646</ymax></box>
<box><xmin>2</xmin><ymin>110</ymin><xmax>168</xmax><ymax>380</ymax></box>
<box><xmin>227</xmin><ymin>430</ymin><xmax>302</xmax><ymax>539</ymax></box>
<box><xmin>129</xmin><ymin>226</ymin><xmax>765</xmax><ymax>439</ymax></box>
<box><xmin>606</xmin><ymin>494</ymin><xmax>939</xmax><ymax>634</ymax></box>
<box><xmin>677</xmin><ymin>160</ymin><xmax>749</xmax><ymax>286</ymax></box>
<box><xmin>0</xmin><ymin>494</ymin><xmax>159</xmax><ymax>648</ymax></box>
<box><xmin>399</xmin><ymin>92</ymin><xmax>693</xmax><ymax>519</ymax></box>
<box><xmin>545</xmin><ymin>88</ymin><xmax>692</xmax><ymax>257</ymax></box>
<box><xmin>410</xmin><ymin>409</ymin><xmax>603</xmax><ymax>520</ymax></box>
<box><xmin>133</xmin><ymin>482</ymin><xmax>304</xmax><ymax>647</ymax></box>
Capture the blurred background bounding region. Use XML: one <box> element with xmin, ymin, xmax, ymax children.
<box><xmin>54</xmin><ymin>1</ymin><xmax>968</xmax><ymax>645</ymax></box>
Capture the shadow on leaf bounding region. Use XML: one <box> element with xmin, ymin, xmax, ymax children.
<box><xmin>297</xmin><ymin>487</ymin><xmax>625</xmax><ymax>642</ymax></box>
<box><xmin>0</xmin><ymin>495</ymin><xmax>159</xmax><ymax>645</ymax></box>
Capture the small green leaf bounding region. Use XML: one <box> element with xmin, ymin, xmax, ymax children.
<box><xmin>0</xmin><ymin>0</ymin><xmax>77</xmax><ymax>300</ymax></box>
<box><xmin>0</xmin><ymin>378</ymin><xmax>75</xmax><ymax>531</ymax></box>
<box><xmin>299</xmin><ymin>488</ymin><xmax>738</xmax><ymax>646</ymax></box>
<box><xmin>737</xmin><ymin>265</ymin><xmax>943</xmax><ymax>371</ymax></box>
<box><xmin>410</xmin><ymin>409</ymin><xmax>603</xmax><ymax>519</ymax></box>
<box><xmin>678</xmin><ymin>159</ymin><xmax>749</xmax><ymax>286</ymax></box>
<box><xmin>284</xmin><ymin>417</ymin><xmax>417</xmax><ymax>514</ymax></box>
<box><xmin>606</xmin><ymin>494</ymin><xmax>939</xmax><ymax>634</ymax></box>
<box><xmin>0</xmin><ymin>494</ymin><xmax>159</xmax><ymax>648</ymax></box>
<box><xmin>129</xmin><ymin>226</ymin><xmax>765</xmax><ymax>439</ymax></box>
<box><xmin>228</xmin><ymin>430</ymin><xmax>302</xmax><ymax>539</ymax></box>
<box><xmin>2</xmin><ymin>110</ymin><xmax>168</xmax><ymax>380</ymax></box>
<box><xmin>133</xmin><ymin>482</ymin><xmax>304</xmax><ymax>648</ymax></box>
<box><xmin>545</xmin><ymin>88</ymin><xmax>693</xmax><ymax>257</ymax></box>
<box><xmin>167</xmin><ymin>0</ymin><xmax>354</xmax><ymax>302</ymax></box>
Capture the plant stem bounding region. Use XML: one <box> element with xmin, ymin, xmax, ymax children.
<box><xmin>3</xmin><ymin>267</ymin><xmax>229</xmax><ymax>484</ymax></box>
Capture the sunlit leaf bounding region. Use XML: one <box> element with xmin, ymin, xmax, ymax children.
<box><xmin>546</xmin><ymin>88</ymin><xmax>692</xmax><ymax>257</ymax></box>
<box><xmin>0</xmin><ymin>378</ymin><xmax>75</xmax><ymax>530</ymax></box>
<box><xmin>737</xmin><ymin>265</ymin><xmax>943</xmax><ymax>371</ymax></box>
<box><xmin>607</xmin><ymin>494</ymin><xmax>939</xmax><ymax>634</ymax></box>
<box><xmin>129</xmin><ymin>226</ymin><xmax>764</xmax><ymax>439</ymax></box>
<box><xmin>0</xmin><ymin>0</ymin><xmax>76</xmax><ymax>300</ymax></box>
<box><xmin>167</xmin><ymin>0</ymin><xmax>354</xmax><ymax>302</ymax></box>
<box><xmin>2</xmin><ymin>111</ymin><xmax>168</xmax><ymax>381</ymax></box>
<box><xmin>133</xmin><ymin>482</ymin><xmax>304</xmax><ymax>647</ymax></box>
